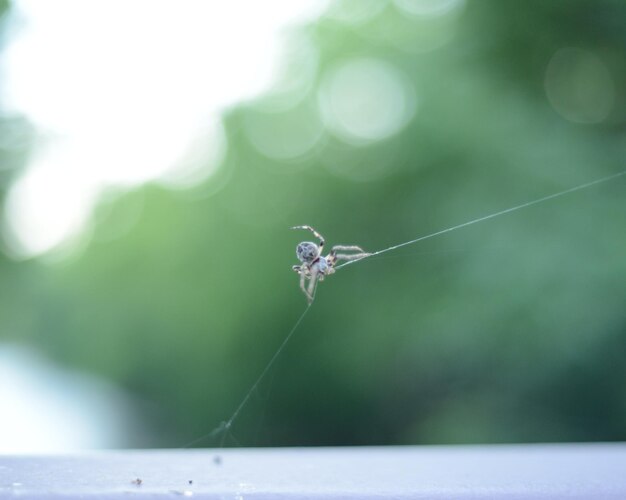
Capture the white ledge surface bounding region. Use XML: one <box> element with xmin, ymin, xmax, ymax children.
<box><xmin>1</xmin><ymin>443</ymin><xmax>626</xmax><ymax>499</ymax></box>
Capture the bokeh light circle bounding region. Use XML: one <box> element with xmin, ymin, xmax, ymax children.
<box><xmin>393</xmin><ymin>0</ymin><xmax>465</xmax><ymax>18</ymax></box>
<box><xmin>318</xmin><ymin>58</ymin><xmax>417</xmax><ymax>145</ymax></box>
<box><xmin>324</xmin><ymin>0</ymin><xmax>388</xmax><ymax>25</ymax></box>
<box><xmin>243</xmin><ymin>100</ymin><xmax>325</xmax><ymax>161</ymax></box>
<box><xmin>545</xmin><ymin>48</ymin><xmax>615</xmax><ymax>124</ymax></box>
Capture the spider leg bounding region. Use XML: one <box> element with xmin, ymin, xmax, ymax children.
<box><xmin>305</xmin><ymin>266</ymin><xmax>319</xmax><ymax>304</ymax></box>
<box><xmin>299</xmin><ymin>268</ymin><xmax>309</xmax><ymax>299</ymax></box>
<box><xmin>331</xmin><ymin>245</ymin><xmax>365</xmax><ymax>252</ymax></box>
<box><xmin>329</xmin><ymin>244</ymin><xmax>370</xmax><ymax>264</ymax></box>
<box><xmin>293</xmin><ymin>264</ymin><xmax>312</xmax><ymax>276</ymax></box>
<box><xmin>332</xmin><ymin>252</ymin><xmax>371</xmax><ymax>263</ymax></box>
<box><xmin>321</xmin><ymin>254</ymin><xmax>336</xmax><ymax>275</ymax></box>
<box><xmin>291</xmin><ymin>225</ymin><xmax>325</xmax><ymax>252</ymax></box>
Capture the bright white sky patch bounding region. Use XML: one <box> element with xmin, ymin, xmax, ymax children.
<box><xmin>1</xmin><ymin>0</ymin><xmax>326</xmax><ymax>258</ymax></box>
<box><xmin>0</xmin><ymin>343</ymin><xmax>133</xmax><ymax>453</ymax></box>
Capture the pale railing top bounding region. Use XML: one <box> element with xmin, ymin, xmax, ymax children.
<box><xmin>2</xmin><ymin>443</ymin><xmax>626</xmax><ymax>499</ymax></box>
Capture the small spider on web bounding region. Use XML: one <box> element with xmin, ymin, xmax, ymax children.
<box><xmin>291</xmin><ymin>225</ymin><xmax>370</xmax><ymax>303</ymax></box>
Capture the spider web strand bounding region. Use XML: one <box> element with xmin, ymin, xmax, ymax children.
<box><xmin>181</xmin><ymin>303</ymin><xmax>312</xmax><ymax>449</ymax></box>
<box><xmin>219</xmin><ymin>302</ymin><xmax>313</xmax><ymax>446</ymax></box>
<box><xmin>336</xmin><ymin>169</ymin><xmax>626</xmax><ymax>270</ymax></box>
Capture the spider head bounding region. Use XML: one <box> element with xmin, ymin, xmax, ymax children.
<box><xmin>296</xmin><ymin>241</ymin><xmax>319</xmax><ymax>263</ymax></box>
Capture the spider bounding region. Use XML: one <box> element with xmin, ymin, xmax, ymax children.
<box><xmin>292</xmin><ymin>225</ymin><xmax>370</xmax><ymax>303</ymax></box>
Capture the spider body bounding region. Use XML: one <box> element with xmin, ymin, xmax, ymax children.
<box><xmin>296</xmin><ymin>241</ymin><xmax>319</xmax><ymax>263</ymax></box>
<box><xmin>292</xmin><ymin>225</ymin><xmax>370</xmax><ymax>303</ymax></box>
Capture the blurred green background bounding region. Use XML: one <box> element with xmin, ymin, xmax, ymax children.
<box><xmin>0</xmin><ymin>0</ymin><xmax>625</xmax><ymax>450</ymax></box>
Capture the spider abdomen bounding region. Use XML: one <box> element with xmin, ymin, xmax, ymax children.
<box><xmin>296</xmin><ymin>242</ymin><xmax>319</xmax><ymax>263</ymax></box>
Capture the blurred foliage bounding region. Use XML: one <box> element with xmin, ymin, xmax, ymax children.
<box><xmin>1</xmin><ymin>0</ymin><xmax>626</xmax><ymax>447</ymax></box>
